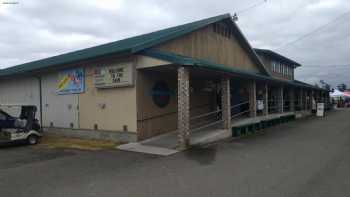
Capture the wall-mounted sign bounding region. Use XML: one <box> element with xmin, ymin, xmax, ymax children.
<box><xmin>93</xmin><ymin>63</ymin><xmax>133</xmax><ymax>88</ymax></box>
<box><xmin>57</xmin><ymin>68</ymin><xmax>85</xmax><ymax>95</ymax></box>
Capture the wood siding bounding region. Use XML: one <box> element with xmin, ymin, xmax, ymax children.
<box><xmin>152</xmin><ymin>24</ymin><xmax>261</xmax><ymax>74</ymax></box>
<box><xmin>136</xmin><ymin>69</ymin><xmax>215</xmax><ymax>140</ymax></box>
<box><xmin>258</xmin><ymin>55</ymin><xmax>294</xmax><ymax>80</ymax></box>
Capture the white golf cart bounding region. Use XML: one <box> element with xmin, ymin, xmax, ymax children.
<box><xmin>0</xmin><ymin>105</ymin><xmax>42</xmax><ymax>145</ymax></box>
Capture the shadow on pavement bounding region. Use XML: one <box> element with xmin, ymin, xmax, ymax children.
<box><xmin>0</xmin><ymin>141</ymin><xmax>27</xmax><ymax>149</ymax></box>
<box><xmin>185</xmin><ymin>144</ymin><xmax>218</xmax><ymax>165</ymax></box>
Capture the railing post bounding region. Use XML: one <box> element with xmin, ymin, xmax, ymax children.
<box><xmin>177</xmin><ymin>66</ymin><xmax>190</xmax><ymax>150</ymax></box>
<box><xmin>249</xmin><ymin>80</ymin><xmax>257</xmax><ymax>117</ymax></box>
<box><xmin>263</xmin><ymin>83</ymin><xmax>269</xmax><ymax>116</ymax></box>
<box><xmin>221</xmin><ymin>77</ymin><xmax>231</xmax><ymax>130</ymax></box>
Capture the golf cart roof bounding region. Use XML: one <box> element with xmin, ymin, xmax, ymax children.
<box><xmin>0</xmin><ymin>104</ymin><xmax>37</xmax><ymax>107</ymax></box>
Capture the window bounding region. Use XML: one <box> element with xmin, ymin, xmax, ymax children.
<box><xmin>278</xmin><ymin>63</ymin><xmax>281</xmax><ymax>73</ymax></box>
<box><xmin>289</xmin><ymin>67</ymin><xmax>291</xmax><ymax>76</ymax></box>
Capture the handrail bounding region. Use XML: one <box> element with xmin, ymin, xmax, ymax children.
<box><xmin>231</xmin><ymin>110</ymin><xmax>251</xmax><ymax>118</ymax></box>
<box><xmin>230</xmin><ymin>101</ymin><xmax>249</xmax><ymax>109</ymax></box>
<box><xmin>190</xmin><ymin>119</ymin><xmax>224</xmax><ymax>132</ymax></box>
<box><xmin>190</xmin><ymin>109</ymin><xmax>221</xmax><ymax>121</ymax></box>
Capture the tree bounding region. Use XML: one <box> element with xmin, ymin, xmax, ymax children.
<box><xmin>319</xmin><ymin>80</ymin><xmax>331</xmax><ymax>91</ymax></box>
<box><xmin>337</xmin><ymin>83</ymin><xmax>347</xmax><ymax>92</ymax></box>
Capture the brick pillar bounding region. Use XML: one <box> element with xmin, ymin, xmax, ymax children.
<box><xmin>177</xmin><ymin>66</ymin><xmax>190</xmax><ymax>149</ymax></box>
<box><xmin>249</xmin><ymin>80</ymin><xmax>257</xmax><ymax>117</ymax></box>
<box><xmin>279</xmin><ymin>86</ymin><xmax>284</xmax><ymax>113</ymax></box>
<box><xmin>289</xmin><ymin>88</ymin><xmax>295</xmax><ymax>112</ymax></box>
<box><xmin>263</xmin><ymin>83</ymin><xmax>269</xmax><ymax>116</ymax></box>
<box><xmin>221</xmin><ymin>77</ymin><xmax>231</xmax><ymax>130</ymax></box>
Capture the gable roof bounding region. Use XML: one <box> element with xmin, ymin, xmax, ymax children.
<box><xmin>254</xmin><ymin>48</ymin><xmax>301</xmax><ymax>68</ymax></box>
<box><xmin>0</xmin><ymin>13</ymin><xmax>270</xmax><ymax>77</ymax></box>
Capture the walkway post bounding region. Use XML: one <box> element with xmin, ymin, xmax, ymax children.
<box><xmin>289</xmin><ymin>88</ymin><xmax>295</xmax><ymax>112</ymax></box>
<box><xmin>306</xmin><ymin>90</ymin><xmax>310</xmax><ymax>110</ymax></box>
<box><xmin>303</xmin><ymin>89</ymin><xmax>307</xmax><ymax>110</ymax></box>
<box><xmin>221</xmin><ymin>77</ymin><xmax>231</xmax><ymax>130</ymax></box>
<box><xmin>263</xmin><ymin>83</ymin><xmax>269</xmax><ymax>116</ymax></box>
<box><xmin>249</xmin><ymin>80</ymin><xmax>257</xmax><ymax>117</ymax></box>
<box><xmin>177</xmin><ymin>66</ymin><xmax>190</xmax><ymax>150</ymax></box>
<box><xmin>299</xmin><ymin>89</ymin><xmax>304</xmax><ymax>111</ymax></box>
<box><xmin>279</xmin><ymin>86</ymin><xmax>284</xmax><ymax>113</ymax></box>
<box><xmin>311</xmin><ymin>90</ymin><xmax>315</xmax><ymax>111</ymax></box>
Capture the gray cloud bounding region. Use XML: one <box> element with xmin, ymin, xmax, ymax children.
<box><xmin>1</xmin><ymin>0</ymin><xmax>349</xmax><ymax>87</ymax></box>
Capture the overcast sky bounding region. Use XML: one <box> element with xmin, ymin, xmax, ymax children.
<box><xmin>1</xmin><ymin>0</ymin><xmax>349</xmax><ymax>87</ymax></box>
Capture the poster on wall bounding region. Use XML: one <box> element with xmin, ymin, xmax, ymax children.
<box><xmin>57</xmin><ymin>68</ymin><xmax>85</xmax><ymax>95</ymax></box>
<box><xmin>93</xmin><ymin>63</ymin><xmax>133</xmax><ymax>88</ymax></box>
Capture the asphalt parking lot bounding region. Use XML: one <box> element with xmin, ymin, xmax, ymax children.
<box><xmin>1</xmin><ymin>109</ymin><xmax>350</xmax><ymax>197</ymax></box>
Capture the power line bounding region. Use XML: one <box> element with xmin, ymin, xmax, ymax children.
<box><xmin>274</xmin><ymin>10</ymin><xmax>350</xmax><ymax>51</ymax></box>
<box><xmin>236</xmin><ymin>0</ymin><xmax>267</xmax><ymax>15</ymax></box>
<box><xmin>303</xmin><ymin>64</ymin><xmax>350</xmax><ymax>68</ymax></box>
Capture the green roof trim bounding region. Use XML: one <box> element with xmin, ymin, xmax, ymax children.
<box><xmin>141</xmin><ymin>49</ymin><xmax>327</xmax><ymax>91</ymax></box>
<box><xmin>0</xmin><ymin>14</ymin><xmax>231</xmax><ymax>77</ymax></box>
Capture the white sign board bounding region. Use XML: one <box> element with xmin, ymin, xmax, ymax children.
<box><xmin>317</xmin><ymin>103</ymin><xmax>325</xmax><ymax>117</ymax></box>
<box><xmin>93</xmin><ymin>63</ymin><xmax>133</xmax><ymax>88</ymax></box>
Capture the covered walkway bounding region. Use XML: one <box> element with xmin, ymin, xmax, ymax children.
<box><xmin>131</xmin><ymin>50</ymin><xmax>330</xmax><ymax>153</ymax></box>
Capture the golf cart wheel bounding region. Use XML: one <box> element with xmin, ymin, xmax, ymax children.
<box><xmin>27</xmin><ymin>135</ymin><xmax>38</xmax><ymax>145</ymax></box>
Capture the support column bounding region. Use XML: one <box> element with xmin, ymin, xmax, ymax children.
<box><xmin>303</xmin><ymin>89</ymin><xmax>307</xmax><ymax>110</ymax></box>
<box><xmin>221</xmin><ymin>78</ymin><xmax>231</xmax><ymax>130</ymax></box>
<box><xmin>263</xmin><ymin>83</ymin><xmax>269</xmax><ymax>116</ymax></box>
<box><xmin>306</xmin><ymin>90</ymin><xmax>310</xmax><ymax>110</ymax></box>
<box><xmin>289</xmin><ymin>88</ymin><xmax>295</xmax><ymax>112</ymax></box>
<box><xmin>299</xmin><ymin>89</ymin><xmax>304</xmax><ymax>111</ymax></box>
<box><xmin>249</xmin><ymin>80</ymin><xmax>257</xmax><ymax>117</ymax></box>
<box><xmin>279</xmin><ymin>86</ymin><xmax>284</xmax><ymax>113</ymax></box>
<box><xmin>311</xmin><ymin>90</ymin><xmax>315</xmax><ymax>111</ymax></box>
<box><xmin>177</xmin><ymin>66</ymin><xmax>190</xmax><ymax>149</ymax></box>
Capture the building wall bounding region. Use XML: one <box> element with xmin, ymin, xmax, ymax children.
<box><xmin>0</xmin><ymin>77</ymin><xmax>41</xmax><ymax>122</ymax></box>
<box><xmin>79</xmin><ymin>59</ymin><xmax>137</xmax><ymax>132</ymax></box>
<box><xmin>41</xmin><ymin>73</ymin><xmax>80</xmax><ymax>128</ymax></box>
<box><xmin>136</xmin><ymin>69</ymin><xmax>215</xmax><ymax>140</ymax></box>
<box><xmin>152</xmin><ymin>23</ymin><xmax>262</xmax><ymax>74</ymax></box>
<box><xmin>258</xmin><ymin>55</ymin><xmax>294</xmax><ymax>80</ymax></box>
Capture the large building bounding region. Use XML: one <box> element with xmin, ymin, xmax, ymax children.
<box><xmin>0</xmin><ymin>14</ymin><xmax>329</xmax><ymax>147</ymax></box>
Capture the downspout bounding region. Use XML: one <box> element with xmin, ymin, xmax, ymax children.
<box><xmin>37</xmin><ymin>76</ymin><xmax>43</xmax><ymax>132</ymax></box>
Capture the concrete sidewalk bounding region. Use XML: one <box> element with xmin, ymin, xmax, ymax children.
<box><xmin>117</xmin><ymin>111</ymin><xmax>309</xmax><ymax>155</ymax></box>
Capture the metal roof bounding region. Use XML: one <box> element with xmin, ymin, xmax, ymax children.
<box><xmin>141</xmin><ymin>49</ymin><xmax>327</xmax><ymax>92</ymax></box>
<box><xmin>0</xmin><ymin>13</ymin><xmax>270</xmax><ymax>77</ymax></box>
<box><xmin>254</xmin><ymin>48</ymin><xmax>302</xmax><ymax>68</ymax></box>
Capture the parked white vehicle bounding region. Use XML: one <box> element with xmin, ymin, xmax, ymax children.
<box><xmin>0</xmin><ymin>105</ymin><xmax>42</xmax><ymax>145</ymax></box>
